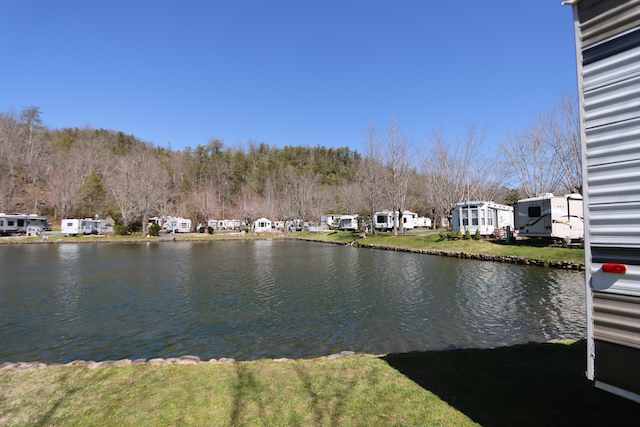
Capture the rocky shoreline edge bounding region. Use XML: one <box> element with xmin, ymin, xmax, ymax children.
<box><xmin>296</xmin><ymin>238</ymin><xmax>584</xmax><ymax>271</ymax></box>
<box><xmin>354</xmin><ymin>243</ymin><xmax>585</xmax><ymax>271</ymax></box>
<box><xmin>0</xmin><ymin>351</ymin><xmax>361</xmax><ymax>371</ymax></box>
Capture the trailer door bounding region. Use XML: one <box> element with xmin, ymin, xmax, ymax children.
<box><xmin>570</xmin><ymin>0</ymin><xmax>640</xmax><ymax>402</ymax></box>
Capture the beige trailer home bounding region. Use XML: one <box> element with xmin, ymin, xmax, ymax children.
<box><xmin>514</xmin><ymin>193</ymin><xmax>584</xmax><ymax>242</ymax></box>
<box><xmin>567</xmin><ymin>0</ymin><xmax>640</xmax><ymax>402</ymax></box>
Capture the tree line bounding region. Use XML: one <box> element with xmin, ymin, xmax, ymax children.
<box><xmin>0</xmin><ymin>98</ymin><xmax>581</xmax><ymax>233</ymax></box>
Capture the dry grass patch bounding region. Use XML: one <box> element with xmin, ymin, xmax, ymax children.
<box><xmin>0</xmin><ymin>356</ymin><xmax>474</xmax><ymax>427</ymax></box>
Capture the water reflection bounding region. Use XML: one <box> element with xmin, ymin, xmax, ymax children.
<box><xmin>0</xmin><ymin>241</ymin><xmax>585</xmax><ymax>362</ymax></box>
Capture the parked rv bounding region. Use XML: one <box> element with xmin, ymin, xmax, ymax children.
<box><xmin>514</xmin><ymin>193</ymin><xmax>584</xmax><ymax>242</ymax></box>
<box><xmin>287</xmin><ymin>219</ymin><xmax>305</xmax><ymax>232</ymax></box>
<box><xmin>164</xmin><ymin>217</ymin><xmax>192</xmax><ymax>233</ymax></box>
<box><xmin>61</xmin><ymin>218</ymin><xmax>101</xmax><ymax>236</ymax></box>
<box><xmin>567</xmin><ymin>0</ymin><xmax>640</xmax><ymax>402</ymax></box>
<box><xmin>451</xmin><ymin>201</ymin><xmax>514</xmax><ymax>236</ymax></box>
<box><xmin>204</xmin><ymin>219</ymin><xmax>242</xmax><ymax>232</ymax></box>
<box><xmin>320</xmin><ymin>214</ymin><xmax>341</xmax><ymax>229</ymax></box>
<box><xmin>338</xmin><ymin>215</ymin><xmax>358</xmax><ymax>231</ymax></box>
<box><xmin>0</xmin><ymin>214</ymin><xmax>49</xmax><ymax>235</ymax></box>
<box><xmin>374</xmin><ymin>210</ymin><xmax>417</xmax><ymax>231</ymax></box>
<box><xmin>254</xmin><ymin>218</ymin><xmax>272</xmax><ymax>232</ymax></box>
<box><xmin>414</xmin><ymin>216</ymin><xmax>432</xmax><ymax>228</ymax></box>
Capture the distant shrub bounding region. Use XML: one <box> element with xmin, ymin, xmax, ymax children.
<box><xmin>148</xmin><ymin>223</ymin><xmax>161</xmax><ymax>237</ymax></box>
<box><xmin>207</xmin><ymin>226</ymin><xmax>214</xmax><ymax>234</ymax></box>
<box><xmin>114</xmin><ymin>224</ymin><xmax>128</xmax><ymax>235</ymax></box>
<box><xmin>473</xmin><ymin>229</ymin><xmax>481</xmax><ymax>240</ymax></box>
<box><xmin>438</xmin><ymin>230</ymin><xmax>448</xmax><ymax>241</ymax></box>
<box><xmin>456</xmin><ymin>231</ymin><xmax>463</xmax><ymax>240</ymax></box>
<box><xmin>463</xmin><ymin>229</ymin><xmax>471</xmax><ymax>240</ymax></box>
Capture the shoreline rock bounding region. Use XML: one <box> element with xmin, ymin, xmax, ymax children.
<box><xmin>0</xmin><ymin>353</ymin><xmax>370</xmax><ymax>370</ymax></box>
<box><xmin>353</xmin><ymin>242</ymin><xmax>584</xmax><ymax>271</ymax></box>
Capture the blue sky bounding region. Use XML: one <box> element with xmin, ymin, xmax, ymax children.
<box><xmin>0</xmin><ymin>1</ymin><xmax>578</xmax><ymax>152</ymax></box>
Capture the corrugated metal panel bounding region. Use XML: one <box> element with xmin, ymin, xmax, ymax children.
<box><xmin>592</xmin><ymin>264</ymin><xmax>640</xmax><ymax>295</ymax></box>
<box><xmin>585</xmin><ymin>118</ymin><xmax>640</xmax><ymax>166</ymax></box>
<box><xmin>593</xmin><ymin>246</ymin><xmax>640</xmax><ymax>264</ymax></box>
<box><xmin>584</xmin><ymin>74</ymin><xmax>640</xmax><ymax>127</ymax></box>
<box><xmin>589</xmin><ymin>201</ymin><xmax>640</xmax><ymax>246</ymax></box>
<box><xmin>578</xmin><ymin>0</ymin><xmax>632</xmax><ymax>25</ymax></box>
<box><xmin>593</xmin><ymin>291</ymin><xmax>640</xmax><ymax>348</ymax></box>
<box><xmin>588</xmin><ymin>159</ymin><xmax>640</xmax><ymax>203</ymax></box>
<box><xmin>580</xmin><ymin>0</ymin><xmax>640</xmax><ymax>48</ymax></box>
<box><xmin>583</xmin><ymin>44</ymin><xmax>640</xmax><ymax>91</ymax></box>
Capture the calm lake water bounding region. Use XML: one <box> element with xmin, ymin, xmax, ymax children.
<box><xmin>0</xmin><ymin>240</ymin><xmax>585</xmax><ymax>362</ymax></box>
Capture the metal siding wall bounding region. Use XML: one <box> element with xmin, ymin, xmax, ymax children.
<box><xmin>576</xmin><ymin>0</ymin><xmax>640</xmax><ymax>397</ymax></box>
<box><xmin>593</xmin><ymin>292</ymin><xmax>640</xmax><ymax>347</ymax></box>
<box><xmin>578</xmin><ymin>0</ymin><xmax>631</xmax><ymax>25</ymax></box>
<box><xmin>580</xmin><ymin>1</ymin><xmax>640</xmax><ymax>263</ymax></box>
<box><xmin>579</xmin><ymin>0</ymin><xmax>640</xmax><ymax>48</ymax></box>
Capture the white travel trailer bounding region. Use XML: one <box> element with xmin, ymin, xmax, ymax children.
<box><xmin>0</xmin><ymin>213</ymin><xmax>48</xmax><ymax>235</ymax></box>
<box><xmin>374</xmin><ymin>210</ymin><xmax>417</xmax><ymax>231</ymax></box>
<box><xmin>568</xmin><ymin>0</ymin><xmax>640</xmax><ymax>402</ymax></box>
<box><xmin>338</xmin><ymin>215</ymin><xmax>359</xmax><ymax>231</ymax></box>
<box><xmin>320</xmin><ymin>214</ymin><xmax>341</xmax><ymax>229</ymax></box>
<box><xmin>207</xmin><ymin>219</ymin><xmax>242</xmax><ymax>231</ymax></box>
<box><xmin>414</xmin><ymin>217</ymin><xmax>432</xmax><ymax>228</ymax></box>
<box><xmin>254</xmin><ymin>218</ymin><xmax>272</xmax><ymax>233</ymax></box>
<box><xmin>451</xmin><ymin>201</ymin><xmax>514</xmax><ymax>236</ymax></box>
<box><xmin>61</xmin><ymin>218</ymin><xmax>101</xmax><ymax>235</ymax></box>
<box><xmin>164</xmin><ymin>217</ymin><xmax>192</xmax><ymax>233</ymax></box>
<box><xmin>514</xmin><ymin>193</ymin><xmax>584</xmax><ymax>242</ymax></box>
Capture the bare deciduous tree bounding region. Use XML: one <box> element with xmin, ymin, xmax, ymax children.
<box><xmin>383</xmin><ymin>123</ymin><xmax>410</xmax><ymax>235</ymax></box>
<box><xmin>357</xmin><ymin>127</ymin><xmax>385</xmax><ymax>233</ymax></box>
<box><xmin>423</xmin><ymin>129</ymin><xmax>502</xmax><ymax>227</ymax></box>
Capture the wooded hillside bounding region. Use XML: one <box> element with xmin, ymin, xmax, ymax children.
<box><xmin>0</xmin><ymin>100</ymin><xmax>581</xmax><ymax>229</ymax></box>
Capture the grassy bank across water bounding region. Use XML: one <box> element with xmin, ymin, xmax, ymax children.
<box><xmin>0</xmin><ymin>232</ymin><xmax>286</xmax><ymax>245</ymax></box>
<box><xmin>294</xmin><ymin>231</ymin><xmax>585</xmax><ymax>267</ymax></box>
<box><xmin>1</xmin><ymin>341</ymin><xmax>637</xmax><ymax>426</ymax></box>
<box><xmin>0</xmin><ymin>230</ymin><xmax>585</xmax><ymax>268</ymax></box>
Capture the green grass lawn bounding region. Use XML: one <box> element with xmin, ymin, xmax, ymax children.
<box><xmin>0</xmin><ymin>356</ymin><xmax>473</xmax><ymax>427</ymax></box>
<box><xmin>359</xmin><ymin>232</ymin><xmax>585</xmax><ymax>265</ymax></box>
<box><xmin>2</xmin><ymin>342</ymin><xmax>638</xmax><ymax>426</ymax></box>
<box><xmin>292</xmin><ymin>231</ymin><xmax>584</xmax><ymax>265</ymax></box>
<box><xmin>0</xmin><ymin>232</ymin><xmax>286</xmax><ymax>245</ymax></box>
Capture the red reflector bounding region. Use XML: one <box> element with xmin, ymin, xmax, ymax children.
<box><xmin>602</xmin><ymin>263</ymin><xmax>627</xmax><ymax>274</ymax></box>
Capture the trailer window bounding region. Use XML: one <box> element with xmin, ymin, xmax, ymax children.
<box><xmin>376</xmin><ymin>215</ymin><xmax>386</xmax><ymax>223</ymax></box>
<box><xmin>528</xmin><ymin>206</ymin><xmax>542</xmax><ymax>217</ymax></box>
<box><xmin>17</xmin><ymin>219</ymin><xmax>24</xmax><ymax>227</ymax></box>
<box><xmin>8</xmin><ymin>221</ymin><xmax>14</xmax><ymax>226</ymax></box>
<box><xmin>0</xmin><ymin>220</ymin><xmax>3</xmax><ymax>226</ymax></box>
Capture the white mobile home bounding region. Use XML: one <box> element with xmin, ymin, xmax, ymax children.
<box><xmin>320</xmin><ymin>214</ymin><xmax>341</xmax><ymax>229</ymax></box>
<box><xmin>374</xmin><ymin>210</ymin><xmax>417</xmax><ymax>231</ymax></box>
<box><xmin>514</xmin><ymin>193</ymin><xmax>584</xmax><ymax>241</ymax></box>
<box><xmin>0</xmin><ymin>214</ymin><xmax>48</xmax><ymax>235</ymax></box>
<box><xmin>254</xmin><ymin>218</ymin><xmax>272</xmax><ymax>233</ymax></box>
<box><xmin>338</xmin><ymin>215</ymin><xmax>358</xmax><ymax>231</ymax></box>
<box><xmin>98</xmin><ymin>217</ymin><xmax>114</xmax><ymax>234</ymax></box>
<box><xmin>207</xmin><ymin>219</ymin><xmax>242</xmax><ymax>231</ymax></box>
<box><xmin>451</xmin><ymin>201</ymin><xmax>514</xmax><ymax>236</ymax></box>
<box><xmin>61</xmin><ymin>218</ymin><xmax>101</xmax><ymax>236</ymax></box>
<box><xmin>568</xmin><ymin>0</ymin><xmax>640</xmax><ymax>402</ymax></box>
<box><xmin>164</xmin><ymin>217</ymin><xmax>192</xmax><ymax>233</ymax></box>
<box><xmin>414</xmin><ymin>217</ymin><xmax>432</xmax><ymax>228</ymax></box>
